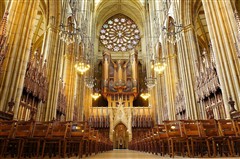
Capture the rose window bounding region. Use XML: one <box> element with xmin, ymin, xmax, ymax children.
<box><xmin>99</xmin><ymin>14</ymin><xmax>140</xmax><ymax>52</ymax></box>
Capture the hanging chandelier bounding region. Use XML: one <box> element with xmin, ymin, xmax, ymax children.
<box><xmin>162</xmin><ymin>21</ymin><xmax>183</xmax><ymax>44</ymax></box>
<box><xmin>154</xmin><ymin>59</ymin><xmax>167</xmax><ymax>74</ymax></box>
<box><xmin>140</xmin><ymin>88</ymin><xmax>151</xmax><ymax>100</ymax></box>
<box><xmin>145</xmin><ymin>76</ymin><xmax>156</xmax><ymax>89</ymax></box>
<box><xmin>84</xmin><ymin>76</ymin><xmax>95</xmax><ymax>89</ymax></box>
<box><xmin>75</xmin><ymin>58</ymin><xmax>90</xmax><ymax>75</ymax></box>
<box><xmin>59</xmin><ymin>21</ymin><xmax>81</xmax><ymax>45</ymax></box>
<box><xmin>91</xmin><ymin>88</ymin><xmax>101</xmax><ymax>100</ymax></box>
<box><xmin>91</xmin><ymin>92</ymin><xmax>101</xmax><ymax>100</ymax></box>
<box><xmin>140</xmin><ymin>92</ymin><xmax>150</xmax><ymax>100</ymax></box>
<box><xmin>59</xmin><ymin>1</ymin><xmax>87</xmax><ymax>45</ymax></box>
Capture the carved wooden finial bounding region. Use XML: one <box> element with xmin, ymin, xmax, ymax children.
<box><xmin>228</xmin><ymin>97</ymin><xmax>237</xmax><ymax>114</ymax></box>
<box><xmin>7</xmin><ymin>98</ymin><xmax>14</xmax><ymax>113</ymax></box>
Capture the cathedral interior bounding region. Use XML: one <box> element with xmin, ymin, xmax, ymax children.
<box><xmin>0</xmin><ymin>0</ymin><xmax>240</xmax><ymax>158</ymax></box>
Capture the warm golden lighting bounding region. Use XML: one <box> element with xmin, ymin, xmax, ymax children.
<box><xmin>154</xmin><ymin>62</ymin><xmax>167</xmax><ymax>74</ymax></box>
<box><xmin>91</xmin><ymin>92</ymin><xmax>101</xmax><ymax>100</ymax></box>
<box><xmin>75</xmin><ymin>62</ymin><xmax>90</xmax><ymax>75</ymax></box>
<box><xmin>140</xmin><ymin>92</ymin><xmax>150</xmax><ymax>100</ymax></box>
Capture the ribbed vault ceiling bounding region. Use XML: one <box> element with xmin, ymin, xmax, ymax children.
<box><xmin>95</xmin><ymin>0</ymin><xmax>144</xmax><ymax>36</ymax></box>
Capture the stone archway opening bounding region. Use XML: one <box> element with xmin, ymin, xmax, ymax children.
<box><xmin>113</xmin><ymin>123</ymin><xmax>129</xmax><ymax>149</ymax></box>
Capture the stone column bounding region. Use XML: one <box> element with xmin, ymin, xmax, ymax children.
<box><xmin>83</xmin><ymin>83</ymin><xmax>91</xmax><ymax>119</ymax></box>
<box><xmin>63</xmin><ymin>47</ymin><xmax>76</xmax><ymax>121</ymax></box>
<box><xmin>202</xmin><ymin>1</ymin><xmax>240</xmax><ymax>117</ymax></box>
<box><xmin>177</xmin><ymin>24</ymin><xmax>198</xmax><ymax>119</ymax></box>
<box><xmin>78</xmin><ymin>75</ymin><xmax>85</xmax><ymax>120</ymax></box>
<box><xmin>164</xmin><ymin>43</ymin><xmax>178</xmax><ymax>120</ymax></box>
<box><xmin>75</xmin><ymin>75</ymin><xmax>81</xmax><ymax>121</ymax></box>
<box><xmin>44</xmin><ymin>21</ymin><xmax>62</xmax><ymax>121</ymax></box>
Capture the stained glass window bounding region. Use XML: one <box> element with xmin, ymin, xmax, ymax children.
<box><xmin>100</xmin><ymin>14</ymin><xmax>140</xmax><ymax>52</ymax></box>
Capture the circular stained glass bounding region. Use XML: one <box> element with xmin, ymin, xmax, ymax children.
<box><xmin>100</xmin><ymin>14</ymin><xmax>140</xmax><ymax>52</ymax></box>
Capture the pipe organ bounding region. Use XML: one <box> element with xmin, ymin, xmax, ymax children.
<box><xmin>102</xmin><ymin>51</ymin><xmax>138</xmax><ymax>107</ymax></box>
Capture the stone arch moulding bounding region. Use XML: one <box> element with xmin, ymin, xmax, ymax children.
<box><xmin>113</xmin><ymin>119</ymin><xmax>128</xmax><ymax>131</ymax></box>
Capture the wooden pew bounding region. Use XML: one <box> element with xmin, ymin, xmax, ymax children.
<box><xmin>164</xmin><ymin>120</ymin><xmax>189</xmax><ymax>158</ymax></box>
<box><xmin>4</xmin><ymin>121</ymin><xmax>33</xmax><ymax>158</ymax></box>
<box><xmin>199</xmin><ymin>119</ymin><xmax>232</xmax><ymax>157</ymax></box>
<box><xmin>0</xmin><ymin>120</ymin><xmax>16</xmax><ymax>158</ymax></box>
<box><xmin>20</xmin><ymin>121</ymin><xmax>50</xmax><ymax>157</ymax></box>
<box><xmin>41</xmin><ymin>121</ymin><xmax>69</xmax><ymax>158</ymax></box>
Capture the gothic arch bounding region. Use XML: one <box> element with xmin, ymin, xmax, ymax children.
<box><xmin>95</xmin><ymin>0</ymin><xmax>144</xmax><ymax>37</ymax></box>
<box><xmin>113</xmin><ymin>117</ymin><xmax>129</xmax><ymax>132</ymax></box>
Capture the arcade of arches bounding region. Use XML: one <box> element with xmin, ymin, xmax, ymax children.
<box><xmin>0</xmin><ymin>0</ymin><xmax>240</xmax><ymax>158</ymax></box>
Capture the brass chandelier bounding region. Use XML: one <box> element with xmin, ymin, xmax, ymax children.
<box><xmin>59</xmin><ymin>0</ymin><xmax>87</xmax><ymax>45</ymax></box>
<box><xmin>74</xmin><ymin>57</ymin><xmax>90</xmax><ymax>75</ymax></box>
<box><xmin>154</xmin><ymin>58</ymin><xmax>167</xmax><ymax>74</ymax></box>
<box><xmin>91</xmin><ymin>88</ymin><xmax>101</xmax><ymax>100</ymax></box>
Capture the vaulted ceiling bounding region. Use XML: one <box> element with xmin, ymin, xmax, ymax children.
<box><xmin>95</xmin><ymin>0</ymin><xmax>145</xmax><ymax>36</ymax></box>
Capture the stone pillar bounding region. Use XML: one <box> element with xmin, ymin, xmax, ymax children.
<box><xmin>177</xmin><ymin>25</ymin><xmax>198</xmax><ymax>119</ymax></box>
<box><xmin>202</xmin><ymin>1</ymin><xmax>240</xmax><ymax>117</ymax></box>
<box><xmin>0</xmin><ymin>1</ymin><xmax>40</xmax><ymax>119</ymax></box>
<box><xmin>44</xmin><ymin>21</ymin><xmax>62</xmax><ymax>121</ymax></box>
<box><xmin>164</xmin><ymin>43</ymin><xmax>178</xmax><ymax>120</ymax></box>
<box><xmin>63</xmin><ymin>48</ymin><xmax>76</xmax><ymax>121</ymax></box>
<box><xmin>75</xmin><ymin>75</ymin><xmax>81</xmax><ymax>121</ymax></box>
<box><xmin>78</xmin><ymin>75</ymin><xmax>85</xmax><ymax>120</ymax></box>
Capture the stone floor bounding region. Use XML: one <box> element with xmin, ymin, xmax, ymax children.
<box><xmin>4</xmin><ymin>149</ymin><xmax>236</xmax><ymax>159</ymax></box>
<box><xmin>86</xmin><ymin>149</ymin><xmax>237</xmax><ymax>159</ymax></box>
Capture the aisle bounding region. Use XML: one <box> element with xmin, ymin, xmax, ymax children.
<box><xmin>87</xmin><ymin>149</ymin><xmax>161</xmax><ymax>159</ymax></box>
<box><xmin>86</xmin><ymin>149</ymin><xmax>236</xmax><ymax>159</ymax></box>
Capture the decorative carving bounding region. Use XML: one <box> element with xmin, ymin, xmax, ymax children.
<box><xmin>195</xmin><ymin>45</ymin><xmax>224</xmax><ymax>119</ymax></box>
<box><xmin>0</xmin><ymin>11</ymin><xmax>9</xmax><ymax>74</ymax></box>
<box><xmin>57</xmin><ymin>78</ymin><xmax>66</xmax><ymax>120</ymax></box>
<box><xmin>88</xmin><ymin>115</ymin><xmax>110</xmax><ymax>128</ymax></box>
<box><xmin>234</xmin><ymin>10</ymin><xmax>240</xmax><ymax>58</ymax></box>
<box><xmin>24</xmin><ymin>49</ymin><xmax>48</xmax><ymax>102</ymax></box>
<box><xmin>175</xmin><ymin>82</ymin><xmax>186</xmax><ymax>120</ymax></box>
<box><xmin>18</xmin><ymin>47</ymin><xmax>49</xmax><ymax>121</ymax></box>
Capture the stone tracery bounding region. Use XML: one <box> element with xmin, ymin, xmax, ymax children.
<box><xmin>100</xmin><ymin>14</ymin><xmax>140</xmax><ymax>52</ymax></box>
